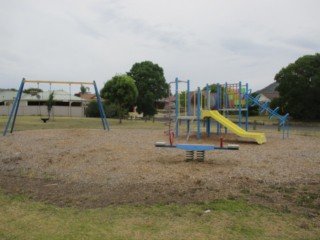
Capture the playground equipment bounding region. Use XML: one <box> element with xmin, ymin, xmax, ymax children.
<box><xmin>167</xmin><ymin>78</ymin><xmax>289</xmax><ymax>144</ymax></box>
<box><xmin>168</xmin><ymin>78</ymin><xmax>266</xmax><ymax>144</ymax></box>
<box><xmin>159</xmin><ymin>77</ymin><xmax>289</xmax><ymax>160</ymax></box>
<box><xmin>216</xmin><ymin>82</ymin><xmax>249</xmax><ymax>131</ymax></box>
<box><xmin>3</xmin><ymin>78</ymin><xmax>109</xmax><ymax>136</ymax></box>
<box><xmin>201</xmin><ymin>110</ymin><xmax>266</xmax><ymax>144</ymax></box>
<box><xmin>247</xmin><ymin>94</ymin><xmax>289</xmax><ymax>138</ymax></box>
<box><xmin>164</xmin><ymin>79</ymin><xmax>193</xmax><ymax>139</ymax></box>
<box><xmin>155</xmin><ymin>140</ymin><xmax>239</xmax><ymax>161</ymax></box>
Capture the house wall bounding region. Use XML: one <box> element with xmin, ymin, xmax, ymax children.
<box><xmin>0</xmin><ymin>105</ymin><xmax>85</xmax><ymax>117</ymax></box>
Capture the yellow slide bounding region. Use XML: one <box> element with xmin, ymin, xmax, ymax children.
<box><xmin>201</xmin><ymin>110</ymin><xmax>266</xmax><ymax>144</ymax></box>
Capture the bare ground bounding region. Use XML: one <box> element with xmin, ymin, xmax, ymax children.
<box><xmin>0</xmin><ymin>128</ymin><xmax>319</xmax><ymax>217</ymax></box>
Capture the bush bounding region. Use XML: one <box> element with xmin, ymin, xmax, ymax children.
<box><xmin>85</xmin><ymin>101</ymin><xmax>100</xmax><ymax>117</ymax></box>
<box><xmin>105</xmin><ymin>103</ymin><xmax>118</xmax><ymax>118</ymax></box>
<box><xmin>248</xmin><ymin>93</ymin><xmax>259</xmax><ymax>116</ymax></box>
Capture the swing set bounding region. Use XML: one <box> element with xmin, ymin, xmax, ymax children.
<box><xmin>31</xmin><ymin>82</ymin><xmax>52</xmax><ymax>123</ymax></box>
<box><xmin>3</xmin><ymin>78</ymin><xmax>109</xmax><ymax>136</ymax></box>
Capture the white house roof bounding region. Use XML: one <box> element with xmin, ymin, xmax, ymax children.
<box><xmin>0</xmin><ymin>91</ymin><xmax>18</xmax><ymax>102</ymax></box>
<box><xmin>0</xmin><ymin>90</ymin><xmax>84</xmax><ymax>102</ymax></box>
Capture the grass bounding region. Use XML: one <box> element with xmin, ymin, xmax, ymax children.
<box><xmin>0</xmin><ymin>116</ymin><xmax>164</xmax><ymax>132</ymax></box>
<box><xmin>1</xmin><ymin>115</ymin><xmax>319</xmax><ymax>136</ymax></box>
<box><xmin>1</xmin><ymin>192</ymin><xmax>319</xmax><ymax>240</ymax></box>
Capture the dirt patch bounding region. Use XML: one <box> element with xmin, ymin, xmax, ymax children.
<box><xmin>0</xmin><ymin>128</ymin><xmax>319</xmax><ymax>216</ymax></box>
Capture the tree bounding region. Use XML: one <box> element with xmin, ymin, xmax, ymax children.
<box><xmin>274</xmin><ymin>53</ymin><xmax>320</xmax><ymax>120</ymax></box>
<box><xmin>80</xmin><ymin>85</ymin><xmax>89</xmax><ymax>94</ymax></box>
<box><xmin>100</xmin><ymin>74</ymin><xmax>138</xmax><ymax>123</ymax></box>
<box><xmin>46</xmin><ymin>92</ymin><xmax>54</xmax><ymax>118</ymax></box>
<box><xmin>23</xmin><ymin>88</ymin><xmax>43</xmax><ymax>95</ymax></box>
<box><xmin>85</xmin><ymin>101</ymin><xmax>100</xmax><ymax>117</ymax></box>
<box><xmin>202</xmin><ymin>84</ymin><xmax>218</xmax><ymax>93</ymax></box>
<box><xmin>127</xmin><ymin>61</ymin><xmax>169</xmax><ymax>117</ymax></box>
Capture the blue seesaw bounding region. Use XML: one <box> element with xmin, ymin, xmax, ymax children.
<box><xmin>155</xmin><ymin>141</ymin><xmax>239</xmax><ymax>162</ymax></box>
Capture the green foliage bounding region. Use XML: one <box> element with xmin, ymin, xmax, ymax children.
<box><xmin>127</xmin><ymin>61</ymin><xmax>169</xmax><ymax>117</ymax></box>
<box><xmin>85</xmin><ymin>101</ymin><xmax>100</xmax><ymax>117</ymax></box>
<box><xmin>46</xmin><ymin>92</ymin><xmax>54</xmax><ymax>118</ymax></box>
<box><xmin>85</xmin><ymin>101</ymin><xmax>113</xmax><ymax>118</ymax></box>
<box><xmin>275</xmin><ymin>53</ymin><xmax>320</xmax><ymax>120</ymax></box>
<box><xmin>248</xmin><ymin>92</ymin><xmax>259</xmax><ymax>116</ymax></box>
<box><xmin>23</xmin><ymin>88</ymin><xmax>43</xmax><ymax>95</ymax></box>
<box><xmin>178</xmin><ymin>91</ymin><xmax>187</xmax><ymax>109</ymax></box>
<box><xmin>105</xmin><ymin>103</ymin><xmax>118</xmax><ymax>118</ymax></box>
<box><xmin>100</xmin><ymin>74</ymin><xmax>138</xmax><ymax>123</ymax></box>
<box><xmin>80</xmin><ymin>85</ymin><xmax>88</xmax><ymax>94</ymax></box>
<box><xmin>202</xmin><ymin>84</ymin><xmax>218</xmax><ymax>93</ymax></box>
<box><xmin>137</xmin><ymin>91</ymin><xmax>155</xmax><ymax>117</ymax></box>
<box><xmin>270</xmin><ymin>97</ymin><xmax>285</xmax><ymax>115</ymax></box>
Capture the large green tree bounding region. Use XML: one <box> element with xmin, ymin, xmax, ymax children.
<box><xmin>127</xmin><ymin>61</ymin><xmax>169</xmax><ymax>117</ymax></box>
<box><xmin>100</xmin><ymin>74</ymin><xmax>138</xmax><ymax>123</ymax></box>
<box><xmin>274</xmin><ymin>53</ymin><xmax>320</xmax><ymax>120</ymax></box>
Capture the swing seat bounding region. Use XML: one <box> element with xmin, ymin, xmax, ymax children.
<box><xmin>41</xmin><ymin>117</ymin><xmax>49</xmax><ymax>123</ymax></box>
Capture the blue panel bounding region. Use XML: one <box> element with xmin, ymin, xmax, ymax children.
<box><xmin>176</xmin><ymin>144</ymin><xmax>216</xmax><ymax>151</ymax></box>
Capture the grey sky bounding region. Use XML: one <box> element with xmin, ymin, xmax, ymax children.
<box><xmin>1</xmin><ymin>0</ymin><xmax>319</xmax><ymax>93</ymax></box>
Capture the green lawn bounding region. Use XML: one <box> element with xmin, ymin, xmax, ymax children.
<box><xmin>1</xmin><ymin>192</ymin><xmax>319</xmax><ymax>240</ymax></box>
<box><xmin>0</xmin><ymin>116</ymin><xmax>164</xmax><ymax>133</ymax></box>
<box><xmin>1</xmin><ymin>115</ymin><xmax>319</xmax><ymax>134</ymax></box>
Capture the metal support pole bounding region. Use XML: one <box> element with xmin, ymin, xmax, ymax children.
<box><xmin>245</xmin><ymin>83</ymin><xmax>249</xmax><ymax>131</ymax></box>
<box><xmin>93</xmin><ymin>80</ymin><xmax>109</xmax><ymax>130</ymax></box>
<box><xmin>187</xmin><ymin>79</ymin><xmax>190</xmax><ymax>134</ymax></box>
<box><xmin>216</xmin><ymin>83</ymin><xmax>221</xmax><ymax>137</ymax></box>
<box><xmin>238</xmin><ymin>81</ymin><xmax>242</xmax><ymax>128</ymax></box>
<box><xmin>205</xmin><ymin>84</ymin><xmax>210</xmax><ymax>137</ymax></box>
<box><xmin>197</xmin><ymin>87</ymin><xmax>201</xmax><ymax>139</ymax></box>
<box><xmin>3</xmin><ymin>78</ymin><xmax>25</xmax><ymax>136</ymax></box>
<box><xmin>224</xmin><ymin>82</ymin><xmax>228</xmax><ymax>134</ymax></box>
<box><xmin>206</xmin><ymin>84</ymin><xmax>210</xmax><ymax>110</ymax></box>
<box><xmin>206</xmin><ymin>118</ymin><xmax>211</xmax><ymax>137</ymax></box>
<box><xmin>175</xmin><ymin>77</ymin><xmax>179</xmax><ymax>137</ymax></box>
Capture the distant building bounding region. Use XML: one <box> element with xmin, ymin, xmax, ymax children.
<box><xmin>74</xmin><ymin>93</ymin><xmax>99</xmax><ymax>101</ymax></box>
<box><xmin>255</xmin><ymin>82</ymin><xmax>280</xmax><ymax>103</ymax></box>
<box><xmin>0</xmin><ymin>90</ymin><xmax>87</xmax><ymax>117</ymax></box>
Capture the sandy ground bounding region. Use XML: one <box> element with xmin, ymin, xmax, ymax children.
<box><xmin>0</xmin><ymin>128</ymin><xmax>319</xmax><ymax>216</ymax></box>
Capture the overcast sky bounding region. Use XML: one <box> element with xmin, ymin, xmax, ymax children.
<box><xmin>1</xmin><ymin>0</ymin><xmax>319</xmax><ymax>93</ymax></box>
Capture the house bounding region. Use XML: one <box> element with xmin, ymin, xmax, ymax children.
<box><xmin>0</xmin><ymin>90</ymin><xmax>87</xmax><ymax>117</ymax></box>
<box><xmin>255</xmin><ymin>82</ymin><xmax>280</xmax><ymax>103</ymax></box>
<box><xmin>74</xmin><ymin>93</ymin><xmax>99</xmax><ymax>101</ymax></box>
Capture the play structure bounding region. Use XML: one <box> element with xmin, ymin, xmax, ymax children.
<box><xmin>3</xmin><ymin>78</ymin><xmax>109</xmax><ymax>136</ymax></box>
<box><xmin>247</xmin><ymin>94</ymin><xmax>289</xmax><ymax>139</ymax></box>
<box><xmin>164</xmin><ymin>78</ymin><xmax>289</xmax><ymax>144</ymax></box>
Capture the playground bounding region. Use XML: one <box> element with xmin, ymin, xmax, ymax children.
<box><xmin>0</xmin><ymin>78</ymin><xmax>319</xmax><ymax>216</ymax></box>
<box><xmin>0</xmin><ymin>124</ymin><xmax>319</xmax><ymax>217</ymax></box>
